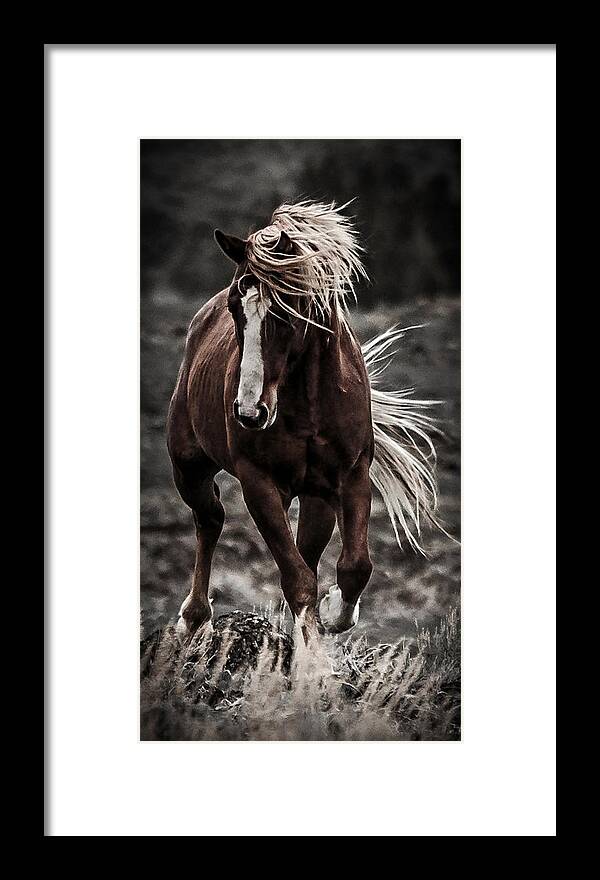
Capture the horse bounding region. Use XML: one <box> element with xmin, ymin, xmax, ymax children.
<box><xmin>167</xmin><ymin>200</ymin><xmax>440</xmax><ymax>642</ymax></box>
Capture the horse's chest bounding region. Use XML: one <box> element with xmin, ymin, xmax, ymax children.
<box><xmin>279</xmin><ymin>432</ymin><xmax>351</xmax><ymax>498</ymax></box>
<box><xmin>303</xmin><ymin>436</ymin><xmax>345</xmax><ymax>497</ymax></box>
<box><xmin>243</xmin><ymin>429</ymin><xmax>340</xmax><ymax>498</ymax></box>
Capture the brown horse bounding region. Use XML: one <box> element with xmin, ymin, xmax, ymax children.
<box><xmin>167</xmin><ymin>201</ymin><xmax>439</xmax><ymax>641</ymax></box>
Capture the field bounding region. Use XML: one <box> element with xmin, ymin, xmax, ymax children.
<box><xmin>141</xmin><ymin>606</ymin><xmax>460</xmax><ymax>741</ymax></box>
<box><xmin>141</xmin><ymin>293</ymin><xmax>460</xmax><ymax>739</ymax></box>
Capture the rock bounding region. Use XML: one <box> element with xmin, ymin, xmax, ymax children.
<box><xmin>206</xmin><ymin>611</ymin><xmax>292</xmax><ymax>677</ymax></box>
<box><xmin>141</xmin><ymin>611</ymin><xmax>293</xmax><ymax>710</ymax></box>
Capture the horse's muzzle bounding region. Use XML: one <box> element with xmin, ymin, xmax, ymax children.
<box><xmin>233</xmin><ymin>400</ymin><xmax>270</xmax><ymax>430</ymax></box>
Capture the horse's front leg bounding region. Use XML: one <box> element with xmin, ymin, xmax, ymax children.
<box><xmin>172</xmin><ymin>457</ymin><xmax>224</xmax><ymax>638</ymax></box>
<box><xmin>319</xmin><ymin>454</ymin><xmax>373</xmax><ymax>634</ymax></box>
<box><xmin>237</xmin><ymin>459</ymin><xmax>318</xmax><ymax>639</ymax></box>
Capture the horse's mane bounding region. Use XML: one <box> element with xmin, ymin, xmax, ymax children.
<box><xmin>245</xmin><ymin>200</ymin><xmax>368</xmax><ymax>328</ymax></box>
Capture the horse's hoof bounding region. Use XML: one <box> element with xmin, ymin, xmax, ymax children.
<box><xmin>175</xmin><ymin>598</ymin><xmax>213</xmax><ymax>643</ymax></box>
<box><xmin>318</xmin><ymin>586</ymin><xmax>359</xmax><ymax>634</ymax></box>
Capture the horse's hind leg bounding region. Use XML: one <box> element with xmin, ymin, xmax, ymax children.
<box><xmin>319</xmin><ymin>455</ymin><xmax>373</xmax><ymax>634</ymax></box>
<box><xmin>172</xmin><ymin>457</ymin><xmax>225</xmax><ymax>637</ymax></box>
<box><xmin>296</xmin><ymin>495</ymin><xmax>336</xmax><ymax>577</ymax></box>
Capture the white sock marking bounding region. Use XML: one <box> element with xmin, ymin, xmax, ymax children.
<box><xmin>319</xmin><ymin>586</ymin><xmax>360</xmax><ymax>633</ymax></box>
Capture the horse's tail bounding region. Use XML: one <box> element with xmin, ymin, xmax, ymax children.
<box><xmin>362</xmin><ymin>325</ymin><xmax>444</xmax><ymax>554</ymax></box>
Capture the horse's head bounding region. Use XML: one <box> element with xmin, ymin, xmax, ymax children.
<box><xmin>214</xmin><ymin>227</ymin><xmax>303</xmax><ymax>431</ymax></box>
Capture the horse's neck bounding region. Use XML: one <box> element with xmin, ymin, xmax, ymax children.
<box><xmin>285</xmin><ymin>313</ymin><xmax>349</xmax><ymax>416</ymax></box>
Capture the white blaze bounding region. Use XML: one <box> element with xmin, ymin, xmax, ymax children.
<box><xmin>237</xmin><ymin>287</ymin><xmax>270</xmax><ymax>416</ymax></box>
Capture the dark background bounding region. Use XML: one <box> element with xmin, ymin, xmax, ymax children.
<box><xmin>141</xmin><ymin>139</ymin><xmax>460</xmax><ymax>304</ymax></box>
<box><xmin>141</xmin><ymin>140</ymin><xmax>460</xmax><ymax>641</ymax></box>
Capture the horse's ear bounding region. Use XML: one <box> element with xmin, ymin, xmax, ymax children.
<box><xmin>276</xmin><ymin>230</ymin><xmax>294</xmax><ymax>256</ymax></box>
<box><xmin>214</xmin><ymin>229</ymin><xmax>247</xmax><ymax>264</ymax></box>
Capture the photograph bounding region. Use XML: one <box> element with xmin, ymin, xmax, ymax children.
<box><xmin>140</xmin><ymin>139</ymin><xmax>461</xmax><ymax>741</ymax></box>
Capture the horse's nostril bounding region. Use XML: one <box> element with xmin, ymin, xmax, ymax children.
<box><xmin>233</xmin><ymin>400</ymin><xmax>270</xmax><ymax>430</ymax></box>
<box><xmin>256</xmin><ymin>403</ymin><xmax>269</xmax><ymax>428</ymax></box>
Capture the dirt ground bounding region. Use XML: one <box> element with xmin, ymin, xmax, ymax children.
<box><xmin>141</xmin><ymin>292</ymin><xmax>460</xmax><ymax>644</ymax></box>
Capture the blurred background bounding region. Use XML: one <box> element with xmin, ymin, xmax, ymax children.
<box><xmin>141</xmin><ymin>140</ymin><xmax>460</xmax><ymax>641</ymax></box>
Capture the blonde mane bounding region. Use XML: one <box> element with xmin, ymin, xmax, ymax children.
<box><xmin>245</xmin><ymin>200</ymin><xmax>368</xmax><ymax>328</ymax></box>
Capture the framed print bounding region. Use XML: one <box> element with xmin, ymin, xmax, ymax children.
<box><xmin>46</xmin><ymin>44</ymin><xmax>556</xmax><ymax>836</ymax></box>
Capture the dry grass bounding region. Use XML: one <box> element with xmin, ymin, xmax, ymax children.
<box><xmin>140</xmin><ymin>606</ymin><xmax>460</xmax><ymax>741</ymax></box>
